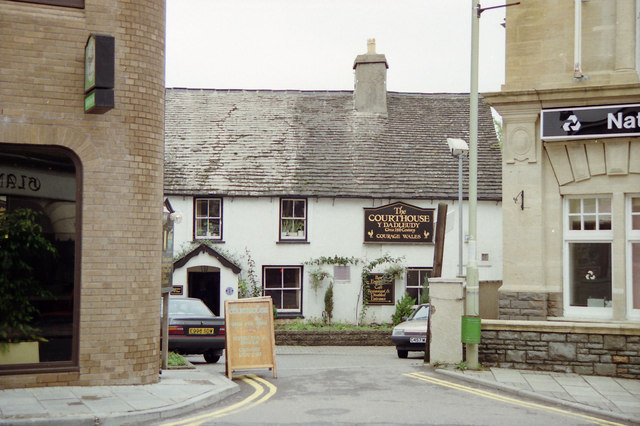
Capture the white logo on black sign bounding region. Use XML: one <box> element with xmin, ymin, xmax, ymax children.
<box><xmin>562</xmin><ymin>114</ymin><xmax>581</xmax><ymax>132</ymax></box>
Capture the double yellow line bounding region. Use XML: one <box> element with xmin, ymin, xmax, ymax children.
<box><xmin>163</xmin><ymin>374</ymin><xmax>277</xmax><ymax>426</ymax></box>
<box><xmin>405</xmin><ymin>372</ymin><xmax>624</xmax><ymax>426</ymax></box>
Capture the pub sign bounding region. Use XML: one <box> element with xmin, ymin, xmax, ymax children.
<box><xmin>364</xmin><ymin>273</ymin><xmax>394</xmax><ymax>305</ymax></box>
<box><xmin>364</xmin><ymin>202</ymin><xmax>434</xmax><ymax>244</ymax></box>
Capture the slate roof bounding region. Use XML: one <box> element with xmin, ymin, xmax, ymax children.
<box><xmin>164</xmin><ymin>89</ymin><xmax>502</xmax><ymax>200</ymax></box>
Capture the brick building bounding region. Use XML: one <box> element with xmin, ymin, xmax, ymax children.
<box><xmin>0</xmin><ymin>0</ymin><xmax>165</xmax><ymax>388</ymax></box>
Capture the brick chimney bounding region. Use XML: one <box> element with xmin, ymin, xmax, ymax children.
<box><xmin>353</xmin><ymin>39</ymin><xmax>388</xmax><ymax>114</ymax></box>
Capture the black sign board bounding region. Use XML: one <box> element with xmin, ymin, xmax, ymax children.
<box><xmin>541</xmin><ymin>103</ymin><xmax>640</xmax><ymax>140</ymax></box>
<box><xmin>84</xmin><ymin>34</ymin><xmax>114</xmax><ymax>114</ymax></box>
<box><xmin>364</xmin><ymin>273</ymin><xmax>394</xmax><ymax>305</ymax></box>
<box><xmin>364</xmin><ymin>202</ymin><xmax>434</xmax><ymax>244</ymax></box>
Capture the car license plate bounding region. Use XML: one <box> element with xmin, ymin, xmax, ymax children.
<box><xmin>189</xmin><ymin>327</ymin><xmax>215</xmax><ymax>335</ymax></box>
<box><xmin>410</xmin><ymin>337</ymin><xmax>426</xmax><ymax>343</ymax></box>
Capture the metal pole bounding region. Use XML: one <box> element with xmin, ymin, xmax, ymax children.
<box><xmin>466</xmin><ymin>0</ymin><xmax>480</xmax><ymax>369</ymax></box>
<box><xmin>458</xmin><ymin>155</ymin><xmax>464</xmax><ymax>277</ymax></box>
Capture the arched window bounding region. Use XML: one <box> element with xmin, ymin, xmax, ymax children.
<box><xmin>0</xmin><ymin>144</ymin><xmax>79</xmax><ymax>372</ymax></box>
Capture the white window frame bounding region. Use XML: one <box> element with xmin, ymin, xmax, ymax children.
<box><xmin>194</xmin><ymin>197</ymin><xmax>222</xmax><ymax>240</ymax></box>
<box><xmin>280</xmin><ymin>198</ymin><xmax>307</xmax><ymax>241</ymax></box>
<box><xmin>563</xmin><ymin>196</ymin><xmax>613</xmax><ymax>319</ymax></box>
<box><xmin>263</xmin><ymin>266</ymin><xmax>302</xmax><ymax>314</ymax></box>
<box><xmin>626</xmin><ymin>195</ymin><xmax>640</xmax><ymax>320</ymax></box>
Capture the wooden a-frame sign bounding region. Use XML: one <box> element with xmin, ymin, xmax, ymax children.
<box><xmin>224</xmin><ymin>297</ymin><xmax>277</xmax><ymax>380</ymax></box>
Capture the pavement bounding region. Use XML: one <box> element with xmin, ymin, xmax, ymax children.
<box><xmin>0</xmin><ymin>347</ymin><xmax>639</xmax><ymax>425</ymax></box>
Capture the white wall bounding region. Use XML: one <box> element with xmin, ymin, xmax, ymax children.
<box><xmin>167</xmin><ymin>195</ymin><xmax>502</xmax><ymax>323</ymax></box>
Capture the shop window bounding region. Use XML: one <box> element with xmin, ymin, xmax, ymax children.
<box><xmin>406</xmin><ymin>268</ymin><xmax>431</xmax><ymax>302</ymax></box>
<box><xmin>0</xmin><ymin>144</ymin><xmax>79</xmax><ymax>372</ymax></box>
<box><xmin>564</xmin><ymin>197</ymin><xmax>612</xmax><ymax>315</ymax></box>
<box><xmin>263</xmin><ymin>266</ymin><xmax>302</xmax><ymax>314</ymax></box>
<box><xmin>194</xmin><ymin>198</ymin><xmax>222</xmax><ymax>240</ymax></box>
<box><xmin>280</xmin><ymin>198</ymin><xmax>306</xmax><ymax>241</ymax></box>
<box><xmin>628</xmin><ymin>197</ymin><xmax>640</xmax><ymax>318</ymax></box>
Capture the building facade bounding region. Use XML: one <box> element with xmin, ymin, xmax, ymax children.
<box><xmin>485</xmin><ymin>0</ymin><xmax>640</xmax><ymax>322</ymax></box>
<box><xmin>164</xmin><ymin>44</ymin><xmax>503</xmax><ymax>324</ymax></box>
<box><xmin>0</xmin><ymin>0</ymin><xmax>165</xmax><ymax>388</ymax></box>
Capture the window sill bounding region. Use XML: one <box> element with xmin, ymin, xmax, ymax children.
<box><xmin>194</xmin><ymin>239</ymin><xmax>225</xmax><ymax>244</ymax></box>
<box><xmin>275</xmin><ymin>313</ymin><xmax>303</xmax><ymax>319</ymax></box>
<box><xmin>277</xmin><ymin>240</ymin><xmax>309</xmax><ymax>244</ymax></box>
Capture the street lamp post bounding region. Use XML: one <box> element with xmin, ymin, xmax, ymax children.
<box><xmin>465</xmin><ymin>0</ymin><xmax>481</xmax><ymax>370</ymax></box>
<box><xmin>465</xmin><ymin>0</ymin><xmax>520</xmax><ymax>370</ymax></box>
<box><xmin>446</xmin><ymin>138</ymin><xmax>469</xmax><ymax>278</ymax></box>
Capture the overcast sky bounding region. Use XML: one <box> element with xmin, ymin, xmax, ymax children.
<box><xmin>165</xmin><ymin>0</ymin><xmax>507</xmax><ymax>93</ymax></box>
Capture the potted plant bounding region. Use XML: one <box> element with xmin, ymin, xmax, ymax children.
<box><xmin>282</xmin><ymin>219</ymin><xmax>294</xmax><ymax>236</ymax></box>
<box><xmin>0</xmin><ymin>208</ymin><xmax>56</xmax><ymax>364</ymax></box>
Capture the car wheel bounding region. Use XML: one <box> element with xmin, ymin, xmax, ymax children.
<box><xmin>204</xmin><ymin>351</ymin><xmax>220</xmax><ymax>363</ymax></box>
<box><xmin>397</xmin><ymin>349</ymin><xmax>408</xmax><ymax>359</ymax></box>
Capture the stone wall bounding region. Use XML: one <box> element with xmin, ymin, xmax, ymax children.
<box><xmin>275</xmin><ymin>329</ymin><xmax>392</xmax><ymax>346</ymax></box>
<box><xmin>498</xmin><ymin>291</ymin><xmax>563</xmax><ymax>320</ymax></box>
<box><xmin>480</xmin><ymin>320</ymin><xmax>640</xmax><ymax>379</ymax></box>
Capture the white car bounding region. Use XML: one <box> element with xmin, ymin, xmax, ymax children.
<box><xmin>391</xmin><ymin>304</ymin><xmax>430</xmax><ymax>358</ymax></box>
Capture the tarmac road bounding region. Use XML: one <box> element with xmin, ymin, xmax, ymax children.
<box><xmin>158</xmin><ymin>346</ymin><xmax>635</xmax><ymax>426</ymax></box>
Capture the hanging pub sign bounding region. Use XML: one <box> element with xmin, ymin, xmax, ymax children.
<box><xmin>364</xmin><ymin>273</ymin><xmax>394</xmax><ymax>305</ymax></box>
<box><xmin>84</xmin><ymin>34</ymin><xmax>115</xmax><ymax>114</ymax></box>
<box><xmin>364</xmin><ymin>202</ymin><xmax>435</xmax><ymax>244</ymax></box>
<box><xmin>541</xmin><ymin>103</ymin><xmax>640</xmax><ymax>140</ymax></box>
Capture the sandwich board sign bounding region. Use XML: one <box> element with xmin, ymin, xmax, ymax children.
<box><xmin>224</xmin><ymin>297</ymin><xmax>277</xmax><ymax>380</ymax></box>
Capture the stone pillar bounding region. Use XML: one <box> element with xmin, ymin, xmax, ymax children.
<box><xmin>429</xmin><ymin>278</ymin><xmax>465</xmax><ymax>363</ymax></box>
<box><xmin>500</xmin><ymin>106</ymin><xmax>546</xmax><ymax>294</ymax></box>
<box><xmin>615</xmin><ymin>0</ymin><xmax>635</xmax><ymax>72</ymax></box>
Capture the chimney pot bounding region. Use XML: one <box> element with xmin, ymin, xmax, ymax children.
<box><xmin>367</xmin><ymin>38</ymin><xmax>376</xmax><ymax>54</ymax></box>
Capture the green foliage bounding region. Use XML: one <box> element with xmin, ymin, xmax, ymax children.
<box><xmin>275</xmin><ymin>319</ymin><xmax>391</xmax><ymax>331</ymax></box>
<box><xmin>0</xmin><ymin>209</ymin><xmax>56</xmax><ymax>344</ymax></box>
<box><xmin>323</xmin><ymin>283</ymin><xmax>334</xmax><ymax>325</ymax></box>
<box><xmin>392</xmin><ymin>293</ymin><xmax>416</xmax><ymax>325</ymax></box>
<box><xmin>455</xmin><ymin>361</ymin><xmax>468</xmax><ymax>371</ymax></box>
<box><xmin>167</xmin><ymin>351</ymin><xmax>187</xmax><ymax>366</ymax></box>
<box><xmin>419</xmin><ymin>275</ymin><xmax>430</xmax><ymax>304</ymax></box>
<box><xmin>239</xmin><ymin>248</ymin><xmax>261</xmax><ymax>298</ymax></box>
<box><xmin>493</xmin><ymin>116</ymin><xmax>503</xmax><ymax>150</ymax></box>
<box><xmin>305</xmin><ymin>255</ymin><xmax>360</xmax><ymax>266</ymax></box>
<box><xmin>309</xmin><ymin>268</ymin><xmax>330</xmax><ymax>294</ymax></box>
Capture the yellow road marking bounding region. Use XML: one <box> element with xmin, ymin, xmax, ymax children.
<box><xmin>405</xmin><ymin>372</ymin><xmax>625</xmax><ymax>426</ymax></box>
<box><xmin>161</xmin><ymin>374</ymin><xmax>277</xmax><ymax>426</ymax></box>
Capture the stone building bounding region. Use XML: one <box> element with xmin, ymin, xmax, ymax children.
<box><xmin>485</xmin><ymin>0</ymin><xmax>640</xmax><ymax>322</ymax></box>
<box><xmin>0</xmin><ymin>0</ymin><xmax>165</xmax><ymax>388</ymax></box>
<box><xmin>164</xmin><ymin>43</ymin><xmax>503</xmax><ymax>323</ymax></box>
<box><xmin>481</xmin><ymin>0</ymin><xmax>639</xmax><ymax>377</ymax></box>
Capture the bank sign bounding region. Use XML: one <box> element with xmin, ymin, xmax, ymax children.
<box><xmin>364</xmin><ymin>202</ymin><xmax>434</xmax><ymax>244</ymax></box>
<box><xmin>541</xmin><ymin>103</ymin><xmax>640</xmax><ymax>140</ymax></box>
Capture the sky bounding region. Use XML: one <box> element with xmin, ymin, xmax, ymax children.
<box><xmin>165</xmin><ymin>0</ymin><xmax>508</xmax><ymax>94</ymax></box>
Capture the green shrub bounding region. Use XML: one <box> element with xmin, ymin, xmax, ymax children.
<box><xmin>324</xmin><ymin>283</ymin><xmax>334</xmax><ymax>325</ymax></box>
<box><xmin>392</xmin><ymin>293</ymin><xmax>416</xmax><ymax>325</ymax></box>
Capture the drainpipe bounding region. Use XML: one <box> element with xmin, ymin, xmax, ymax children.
<box><xmin>574</xmin><ymin>0</ymin><xmax>589</xmax><ymax>81</ymax></box>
